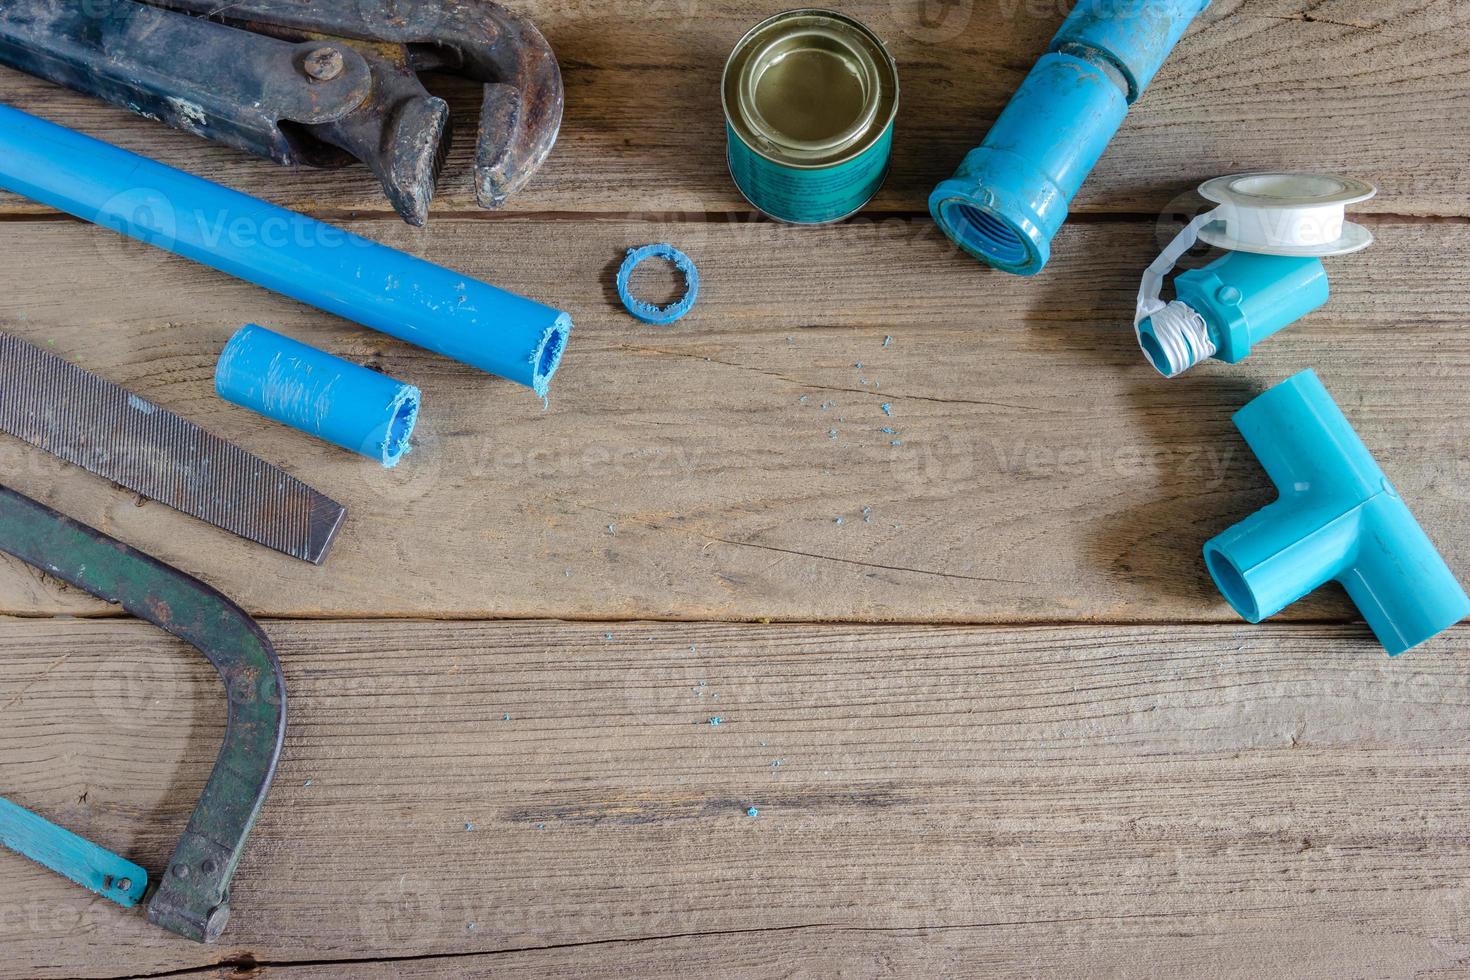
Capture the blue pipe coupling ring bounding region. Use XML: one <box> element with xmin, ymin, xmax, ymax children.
<box><xmin>616</xmin><ymin>244</ymin><xmax>700</xmax><ymax>325</ymax></box>
<box><xmin>930</xmin><ymin>0</ymin><xmax>1211</xmax><ymax>275</ymax></box>
<box><xmin>216</xmin><ymin>325</ymin><xmax>421</xmax><ymax>468</ymax></box>
<box><xmin>0</xmin><ymin>104</ymin><xmax>570</xmax><ymax>399</ymax></box>
<box><xmin>1205</xmin><ymin>370</ymin><xmax>1470</xmax><ymax>656</ymax></box>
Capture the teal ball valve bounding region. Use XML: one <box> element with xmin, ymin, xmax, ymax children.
<box><xmin>1137</xmin><ymin>172</ymin><xmax>1376</xmax><ymax>377</ymax></box>
<box><xmin>1138</xmin><ymin>252</ymin><xmax>1330</xmax><ymax>378</ymax></box>
<box><xmin>929</xmin><ymin>0</ymin><xmax>1212</xmax><ymax>275</ymax></box>
<box><xmin>1205</xmin><ymin>370</ymin><xmax>1470</xmax><ymax>656</ymax></box>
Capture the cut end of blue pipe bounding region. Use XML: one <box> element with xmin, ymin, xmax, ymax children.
<box><xmin>380</xmin><ymin>385</ymin><xmax>421</xmax><ymax>469</ymax></box>
<box><xmin>532</xmin><ymin>314</ymin><xmax>571</xmax><ymax>401</ymax></box>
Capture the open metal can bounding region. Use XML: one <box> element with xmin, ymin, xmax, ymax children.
<box><xmin>723</xmin><ymin>9</ymin><xmax>899</xmax><ymax>225</ymax></box>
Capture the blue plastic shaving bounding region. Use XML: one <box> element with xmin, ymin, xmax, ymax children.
<box><xmin>617</xmin><ymin>243</ymin><xmax>700</xmax><ymax>325</ymax></box>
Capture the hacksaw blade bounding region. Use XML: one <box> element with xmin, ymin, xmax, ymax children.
<box><xmin>0</xmin><ymin>331</ymin><xmax>345</xmax><ymax>564</ymax></box>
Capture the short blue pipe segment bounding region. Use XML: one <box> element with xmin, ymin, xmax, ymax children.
<box><xmin>930</xmin><ymin>0</ymin><xmax>1211</xmax><ymax>275</ymax></box>
<box><xmin>216</xmin><ymin>325</ymin><xmax>421</xmax><ymax>468</ymax></box>
<box><xmin>0</xmin><ymin>795</ymin><xmax>149</xmax><ymax>908</ymax></box>
<box><xmin>1139</xmin><ymin>251</ymin><xmax>1330</xmax><ymax>376</ymax></box>
<box><xmin>0</xmin><ymin>104</ymin><xmax>570</xmax><ymax>398</ymax></box>
<box><xmin>1205</xmin><ymin>370</ymin><xmax>1470</xmax><ymax>656</ymax></box>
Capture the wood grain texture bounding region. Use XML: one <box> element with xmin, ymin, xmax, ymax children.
<box><xmin>0</xmin><ymin>0</ymin><xmax>1467</xmax><ymax>219</ymax></box>
<box><xmin>0</xmin><ymin>618</ymin><xmax>1466</xmax><ymax>978</ymax></box>
<box><xmin>1</xmin><ymin>2</ymin><xmax>1468</xmax><ymax>977</ymax></box>
<box><xmin>0</xmin><ymin>217</ymin><xmax>1465</xmax><ymax>622</ymax></box>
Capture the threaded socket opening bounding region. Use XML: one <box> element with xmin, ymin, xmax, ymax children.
<box><xmin>380</xmin><ymin>385</ymin><xmax>421</xmax><ymax>469</ymax></box>
<box><xmin>939</xmin><ymin>201</ymin><xmax>1031</xmax><ymax>270</ymax></box>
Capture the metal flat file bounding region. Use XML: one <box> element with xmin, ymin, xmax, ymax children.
<box><xmin>0</xmin><ymin>331</ymin><xmax>346</xmax><ymax>564</ymax></box>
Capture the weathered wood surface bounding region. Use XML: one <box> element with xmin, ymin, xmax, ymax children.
<box><xmin>0</xmin><ymin>217</ymin><xmax>1465</xmax><ymax>622</ymax></box>
<box><xmin>1</xmin><ymin>619</ymin><xmax>1467</xmax><ymax>979</ymax></box>
<box><xmin>1</xmin><ymin>1</ymin><xmax>1468</xmax><ymax>977</ymax></box>
<box><xmin>1</xmin><ymin>0</ymin><xmax>1468</xmax><ymax>219</ymax></box>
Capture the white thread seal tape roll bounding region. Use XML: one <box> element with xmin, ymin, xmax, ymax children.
<box><xmin>1135</xmin><ymin>172</ymin><xmax>1376</xmax><ymax>337</ymax></box>
<box><xmin>1197</xmin><ymin>172</ymin><xmax>1376</xmax><ymax>257</ymax></box>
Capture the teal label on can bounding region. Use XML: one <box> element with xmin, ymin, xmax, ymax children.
<box><xmin>727</xmin><ymin>122</ymin><xmax>894</xmax><ymax>225</ymax></box>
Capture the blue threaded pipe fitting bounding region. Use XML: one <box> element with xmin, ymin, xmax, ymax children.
<box><xmin>930</xmin><ymin>0</ymin><xmax>1211</xmax><ymax>275</ymax></box>
<box><xmin>1205</xmin><ymin>370</ymin><xmax>1470</xmax><ymax>656</ymax></box>
<box><xmin>1139</xmin><ymin>251</ymin><xmax>1330</xmax><ymax>377</ymax></box>
<box><xmin>216</xmin><ymin>325</ymin><xmax>421</xmax><ymax>468</ymax></box>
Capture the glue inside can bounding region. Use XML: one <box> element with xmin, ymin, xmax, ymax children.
<box><xmin>723</xmin><ymin>9</ymin><xmax>899</xmax><ymax>225</ymax></box>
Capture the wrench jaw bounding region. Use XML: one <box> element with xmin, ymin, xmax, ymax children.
<box><xmin>183</xmin><ymin>0</ymin><xmax>568</xmax><ymax>212</ymax></box>
<box><xmin>310</xmin><ymin>55</ymin><xmax>452</xmax><ymax>226</ymax></box>
<box><xmin>138</xmin><ymin>0</ymin><xmax>565</xmax><ymax>217</ymax></box>
<box><xmin>384</xmin><ymin>93</ymin><xmax>452</xmax><ymax>226</ymax></box>
<box><xmin>471</xmin><ymin>27</ymin><xmax>564</xmax><ymax>209</ymax></box>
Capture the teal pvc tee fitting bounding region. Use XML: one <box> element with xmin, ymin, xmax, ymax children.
<box><xmin>1139</xmin><ymin>251</ymin><xmax>1330</xmax><ymax>378</ymax></box>
<box><xmin>1205</xmin><ymin>370</ymin><xmax>1470</xmax><ymax>655</ymax></box>
<box><xmin>930</xmin><ymin>0</ymin><xmax>1211</xmax><ymax>275</ymax></box>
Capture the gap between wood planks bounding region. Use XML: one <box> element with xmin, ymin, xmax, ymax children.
<box><xmin>119</xmin><ymin>922</ymin><xmax>839</xmax><ymax>980</ymax></box>
<box><xmin>117</xmin><ymin>909</ymin><xmax>1303</xmax><ymax>980</ymax></box>
<box><xmin>0</xmin><ymin>610</ymin><xmax>1372</xmax><ymax>629</ymax></box>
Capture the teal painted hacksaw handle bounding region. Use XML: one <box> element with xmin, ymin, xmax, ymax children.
<box><xmin>0</xmin><ymin>795</ymin><xmax>148</xmax><ymax>907</ymax></box>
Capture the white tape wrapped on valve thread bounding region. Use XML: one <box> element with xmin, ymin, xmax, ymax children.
<box><xmin>1135</xmin><ymin>172</ymin><xmax>1377</xmax><ymax>353</ymax></box>
<box><xmin>1135</xmin><ymin>206</ymin><xmax>1221</xmax><ymax>337</ymax></box>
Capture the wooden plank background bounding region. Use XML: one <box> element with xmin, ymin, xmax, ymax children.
<box><xmin>1</xmin><ymin>0</ymin><xmax>1467</xmax><ymax>219</ymax></box>
<box><xmin>0</xmin><ymin>0</ymin><xmax>1467</xmax><ymax>976</ymax></box>
<box><xmin>3</xmin><ymin>620</ymin><xmax>1469</xmax><ymax>978</ymax></box>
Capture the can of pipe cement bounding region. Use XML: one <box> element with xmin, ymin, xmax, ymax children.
<box><xmin>723</xmin><ymin>9</ymin><xmax>899</xmax><ymax>225</ymax></box>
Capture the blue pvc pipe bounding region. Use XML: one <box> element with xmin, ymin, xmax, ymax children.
<box><xmin>0</xmin><ymin>104</ymin><xmax>570</xmax><ymax>398</ymax></box>
<box><xmin>1139</xmin><ymin>251</ymin><xmax>1330</xmax><ymax>376</ymax></box>
<box><xmin>1204</xmin><ymin>370</ymin><xmax>1470</xmax><ymax>656</ymax></box>
<box><xmin>930</xmin><ymin>0</ymin><xmax>1211</xmax><ymax>275</ymax></box>
<box><xmin>216</xmin><ymin>325</ymin><xmax>421</xmax><ymax>468</ymax></box>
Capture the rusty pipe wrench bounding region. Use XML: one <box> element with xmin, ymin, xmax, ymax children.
<box><xmin>0</xmin><ymin>485</ymin><xmax>285</xmax><ymax>943</ymax></box>
<box><xmin>0</xmin><ymin>0</ymin><xmax>564</xmax><ymax>225</ymax></box>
